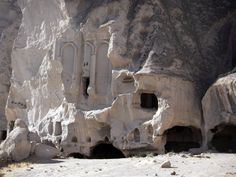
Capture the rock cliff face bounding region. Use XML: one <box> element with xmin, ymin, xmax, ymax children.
<box><xmin>1</xmin><ymin>0</ymin><xmax>236</xmax><ymax>158</ymax></box>
<box><xmin>0</xmin><ymin>0</ymin><xmax>21</xmax><ymax>141</ymax></box>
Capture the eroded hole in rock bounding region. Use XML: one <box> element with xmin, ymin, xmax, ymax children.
<box><xmin>90</xmin><ymin>143</ymin><xmax>125</xmax><ymax>159</ymax></box>
<box><xmin>1</xmin><ymin>130</ymin><xmax>7</xmax><ymax>140</ymax></box>
<box><xmin>86</xmin><ymin>137</ymin><xmax>91</xmax><ymax>142</ymax></box>
<box><xmin>104</xmin><ymin>136</ymin><xmax>109</xmax><ymax>142</ymax></box>
<box><xmin>68</xmin><ymin>152</ymin><xmax>84</xmax><ymax>159</ymax></box>
<box><xmin>54</xmin><ymin>122</ymin><xmax>62</xmax><ymax>136</ymax></box>
<box><xmin>134</xmin><ymin>128</ymin><xmax>140</xmax><ymax>142</ymax></box>
<box><xmin>9</xmin><ymin>121</ymin><xmax>15</xmax><ymax>132</ymax></box>
<box><xmin>140</xmin><ymin>93</ymin><xmax>158</xmax><ymax>109</ymax></box>
<box><xmin>72</xmin><ymin>136</ymin><xmax>78</xmax><ymax>143</ymax></box>
<box><xmin>211</xmin><ymin>124</ymin><xmax>236</xmax><ymax>153</ymax></box>
<box><xmin>82</xmin><ymin>77</ymin><xmax>90</xmax><ymax>97</ymax></box>
<box><xmin>164</xmin><ymin>126</ymin><xmax>202</xmax><ymax>152</ymax></box>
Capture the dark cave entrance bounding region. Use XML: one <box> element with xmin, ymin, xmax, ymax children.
<box><xmin>82</xmin><ymin>77</ymin><xmax>90</xmax><ymax>97</ymax></box>
<box><xmin>0</xmin><ymin>130</ymin><xmax>7</xmax><ymax>140</ymax></box>
<box><xmin>134</xmin><ymin>128</ymin><xmax>140</xmax><ymax>142</ymax></box>
<box><xmin>140</xmin><ymin>93</ymin><xmax>158</xmax><ymax>109</ymax></box>
<box><xmin>90</xmin><ymin>143</ymin><xmax>125</xmax><ymax>159</ymax></box>
<box><xmin>164</xmin><ymin>126</ymin><xmax>202</xmax><ymax>152</ymax></box>
<box><xmin>211</xmin><ymin>124</ymin><xmax>236</xmax><ymax>153</ymax></box>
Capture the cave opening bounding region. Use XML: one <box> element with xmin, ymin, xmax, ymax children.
<box><xmin>134</xmin><ymin>128</ymin><xmax>140</xmax><ymax>142</ymax></box>
<box><xmin>211</xmin><ymin>124</ymin><xmax>236</xmax><ymax>153</ymax></box>
<box><xmin>90</xmin><ymin>143</ymin><xmax>125</xmax><ymax>159</ymax></box>
<box><xmin>82</xmin><ymin>77</ymin><xmax>90</xmax><ymax>97</ymax></box>
<box><xmin>164</xmin><ymin>126</ymin><xmax>202</xmax><ymax>152</ymax></box>
<box><xmin>140</xmin><ymin>93</ymin><xmax>158</xmax><ymax>109</ymax></box>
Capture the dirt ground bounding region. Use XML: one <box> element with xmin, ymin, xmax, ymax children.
<box><xmin>1</xmin><ymin>153</ymin><xmax>236</xmax><ymax>177</ymax></box>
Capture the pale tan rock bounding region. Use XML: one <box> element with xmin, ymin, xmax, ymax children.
<box><xmin>202</xmin><ymin>73</ymin><xmax>236</xmax><ymax>150</ymax></box>
<box><xmin>0</xmin><ymin>119</ymin><xmax>31</xmax><ymax>161</ymax></box>
<box><xmin>160</xmin><ymin>160</ymin><xmax>171</xmax><ymax>168</ymax></box>
<box><xmin>1</xmin><ymin>0</ymin><xmax>235</xmax><ymax>159</ymax></box>
<box><xmin>34</xmin><ymin>143</ymin><xmax>60</xmax><ymax>159</ymax></box>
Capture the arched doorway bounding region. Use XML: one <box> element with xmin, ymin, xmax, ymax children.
<box><xmin>140</xmin><ymin>93</ymin><xmax>158</xmax><ymax>109</ymax></box>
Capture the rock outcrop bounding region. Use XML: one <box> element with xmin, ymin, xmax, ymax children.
<box><xmin>202</xmin><ymin>73</ymin><xmax>236</xmax><ymax>152</ymax></box>
<box><xmin>0</xmin><ymin>0</ymin><xmax>22</xmax><ymax>142</ymax></box>
<box><xmin>0</xmin><ymin>0</ymin><xmax>236</xmax><ymax>160</ymax></box>
<box><xmin>0</xmin><ymin>119</ymin><xmax>31</xmax><ymax>162</ymax></box>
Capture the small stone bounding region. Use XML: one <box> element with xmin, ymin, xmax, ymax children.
<box><xmin>160</xmin><ymin>160</ymin><xmax>171</xmax><ymax>168</ymax></box>
<box><xmin>171</xmin><ymin>171</ymin><xmax>176</xmax><ymax>175</ymax></box>
<box><xmin>155</xmin><ymin>174</ymin><xmax>158</xmax><ymax>176</ymax></box>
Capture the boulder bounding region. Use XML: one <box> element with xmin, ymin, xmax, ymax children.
<box><xmin>34</xmin><ymin>143</ymin><xmax>60</xmax><ymax>159</ymax></box>
<box><xmin>0</xmin><ymin>119</ymin><xmax>31</xmax><ymax>161</ymax></box>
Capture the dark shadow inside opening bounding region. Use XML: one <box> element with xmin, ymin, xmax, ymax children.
<box><xmin>90</xmin><ymin>143</ymin><xmax>125</xmax><ymax>159</ymax></box>
<box><xmin>82</xmin><ymin>77</ymin><xmax>90</xmax><ymax>97</ymax></box>
<box><xmin>211</xmin><ymin>124</ymin><xmax>236</xmax><ymax>153</ymax></box>
<box><xmin>165</xmin><ymin>126</ymin><xmax>202</xmax><ymax>152</ymax></box>
<box><xmin>1</xmin><ymin>130</ymin><xmax>7</xmax><ymax>140</ymax></box>
<box><xmin>68</xmin><ymin>153</ymin><xmax>84</xmax><ymax>159</ymax></box>
<box><xmin>140</xmin><ymin>93</ymin><xmax>158</xmax><ymax>109</ymax></box>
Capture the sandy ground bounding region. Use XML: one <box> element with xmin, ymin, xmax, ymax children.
<box><xmin>1</xmin><ymin>153</ymin><xmax>236</xmax><ymax>177</ymax></box>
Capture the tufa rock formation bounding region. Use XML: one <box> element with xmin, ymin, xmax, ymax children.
<box><xmin>0</xmin><ymin>0</ymin><xmax>236</xmax><ymax>161</ymax></box>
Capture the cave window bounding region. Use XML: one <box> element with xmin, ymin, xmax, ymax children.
<box><xmin>104</xmin><ymin>136</ymin><xmax>109</xmax><ymax>142</ymax></box>
<box><xmin>211</xmin><ymin>124</ymin><xmax>236</xmax><ymax>153</ymax></box>
<box><xmin>134</xmin><ymin>128</ymin><xmax>140</xmax><ymax>142</ymax></box>
<box><xmin>8</xmin><ymin>121</ymin><xmax>15</xmax><ymax>132</ymax></box>
<box><xmin>72</xmin><ymin>136</ymin><xmax>78</xmax><ymax>143</ymax></box>
<box><xmin>82</xmin><ymin>77</ymin><xmax>90</xmax><ymax>97</ymax></box>
<box><xmin>140</xmin><ymin>93</ymin><xmax>158</xmax><ymax>109</ymax></box>
<box><xmin>90</xmin><ymin>143</ymin><xmax>125</xmax><ymax>159</ymax></box>
<box><xmin>54</xmin><ymin>122</ymin><xmax>62</xmax><ymax>136</ymax></box>
<box><xmin>1</xmin><ymin>130</ymin><xmax>7</xmax><ymax>140</ymax></box>
<box><xmin>164</xmin><ymin>126</ymin><xmax>202</xmax><ymax>152</ymax></box>
<box><xmin>86</xmin><ymin>137</ymin><xmax>91</xmax><ymax>143</ymax></box>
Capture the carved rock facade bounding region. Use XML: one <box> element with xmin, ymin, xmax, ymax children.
<box><xmin>0</xmin><ymin>0</ymin><xmax>236</xmax><ymax>158</ymax></box>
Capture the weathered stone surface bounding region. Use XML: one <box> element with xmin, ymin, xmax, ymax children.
<box><xmin>0</xmin><ymin>119</ymin><xmax>31</xmax><ymax>161</ymax></box>
<box><xmin>34</xmin><ymin>143</ymin><xmax>60</xmax><ymax>159</ymax></box>
<box><xmin>0</xmin><ymin>0</ymin><xmax>235</xmax><ymax>159</ymax></box>
<box><xmin>160</xmin><ymin>160</ymin><xmax>171</xmax><ymax>168</ymax></box>
<box><xmin>0</xmin><ymin>0</ymin><xmax>21</xmax><ymax>137</ymax></box>
<box><xmin>202</xmin><ymin>73</ymin><xmax>236</xmax><ymax>152</ymax></box>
